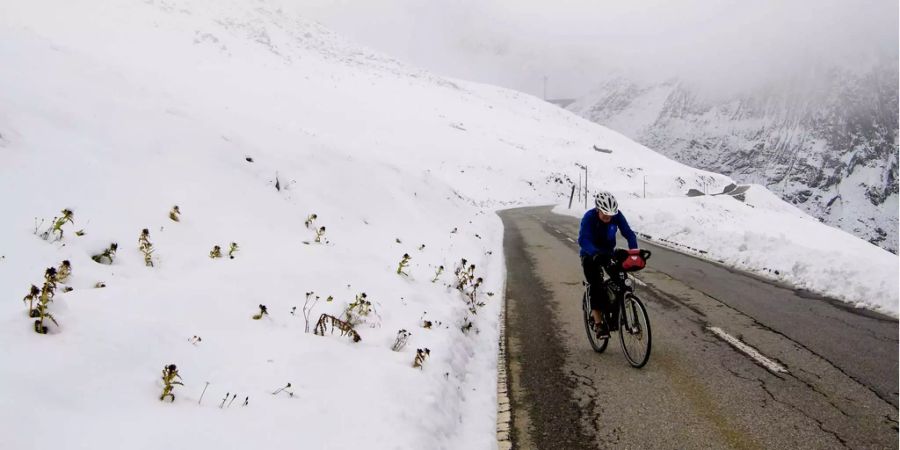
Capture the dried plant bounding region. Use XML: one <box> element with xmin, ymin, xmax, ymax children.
<box><xmin>32</xmin><ymin>301</ymin><xmax>58</xmax><ymax>334</ymax></box>
<box><xmin>343</xmin><ymin>293</ymin><xmax>374</xmax><ymax>326</ymax></box>
<box><xmin>92</xmin><ymin>243</ymin><xmax>118</xmax><ymax>264</ymax></box>
<box><xmin>453</xmin><ymin>259</ymin><xmax>469</xmax><ymax>291</ymax></box>
<box><xmin>160</xmin><ymin>364</ymin><xmax>183</xmax><ymax>402</ymax></box>
<box><xmin>396</xmin><ymin>253</ymin><xmax>411</xmax><ymax>276</ymax></box>
<box><xmin>198</xmin><ymin>381</ymin><xmax>210</xmax><ymax>405</ymax></box>
<box><xmin>431</xmin><ymin>265</ymin><xmax>444</xmax><ymax>283</ymax></box>
<box><xmin>43</xmin><ymin>267</ymin><xmax>58</xmax><ymax>286</ymax></box>
<box><xmin>138</xmin><ymin>229</ymin><xmax>154</xmax><ymax>267</ymax></box>
<box><xmin>391</xmin><ymin>329</ymin><xmax>411</xmax><ymax>352</ymax></box>
<box><xmin>209</xmin><ymin>245</ymin><xmax>222</xmax><ymax>258</ymax></box>
<box><xmin>252</xmin><ymin>304</ymin><xmax>269</xmax><ymax>320</ymax></box>
<box><xmin>271</xmin><ymin>383</ymin><xmax>294</xmax><ymax>397</ymax></box>
<box><xmin>465</xmin><ymin>277</ymin><xmax>486</xmax><ymax>314</ymax></box>
<box><xmin>52</xmin><ymin>209</ymin><xmax>74</xmax><ymax>238</ymax></box>
<box><xmin>228</xmin><ymin>242</ymin><xmax>239</xmax><ymax>259</ymax></box>
<box><xmin>314</xmin><ymin>226</ymin><xmax>327</xmax><ymax>243</ymax></box>
<box><xmin>39</xmin><ymin>209</ymin><xmax>74</xmax><ymax>241</ymax></box>
<box><xmin>453</xmin><ymin>258</ymin><xmax>467</xmax><ymax>277</ymax></box>
<box><xmin>56</xmin><ymin>260</ymin><xmax>72</xmax><ymax>283</ymax></box>
<box><xmin>22</xmin><ymin>284</ymin><xmax>40</xmax><ymax>314</ymax></box>
<box><xmin>314</xmin><ymin>314</ymin><xmax>361</xmax><ymax>342</ymax></box>
<box><xmin>304</xmin><ymin>213</ymin><xmax>317</xmax><ymax>229</ymax></box>
<box><xmin>451</xmin><ymin>259</ymin><xmax>488</xmax><ymax>313</ymax></box>
<box><xmin>412</xmin><ymin>348</ymin><xmax>431</xmax><ymax>369</ymax></box>
<box><xmin>302</xmin><ymin>291</ymin><xmax>328</xmax><ymax>333</ymax></box>
<box><xmin>33</xmin><ymin>268</ymin><xmax>60</xmax><ymax>334</ymax></box>
<box><xmin>419</xmin><ymin>312</ymin><xmax>440</xmax><ymax>329</ymax></box>
<box><xmin>169</xmin><ymin>205</ymin><xmax>181</xmax><ymax>222</ymax></box>
<box><xmin>461</xmin><ymin>317</ymin><xmax>474</xmax><ymax>334</ymax></box>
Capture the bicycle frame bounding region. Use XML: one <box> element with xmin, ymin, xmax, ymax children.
<box><xmin>599</xmin><ymin>267</ymin><xmax>633</xmax><ymax>323</ymax></box>
<box><xmin>582</xmin><ymin>249</ymin><xmax>652</xmax><ymax>367</ymax></box>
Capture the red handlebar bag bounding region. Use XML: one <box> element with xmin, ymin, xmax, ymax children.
<box><xmin>621</xmin><ymin>249</ymin><xmax>646</xmax><ymax>272</ymax></box>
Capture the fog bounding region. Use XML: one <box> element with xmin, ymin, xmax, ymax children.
<box><xmin>299</xmin><ymin>0</ymin><xmax>898</xmax><ymax>99</ymax></box>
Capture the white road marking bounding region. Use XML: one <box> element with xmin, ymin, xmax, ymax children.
<box><xmin>708</xmin><ymin>327</ymin><xmax>788</xmax><ymax>374</ymax></box>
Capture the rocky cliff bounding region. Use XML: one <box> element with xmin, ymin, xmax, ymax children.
<box><xmin>568</xmin><ymin>64</ymin><xmax>899</xmax><ymax>253</ymax></box>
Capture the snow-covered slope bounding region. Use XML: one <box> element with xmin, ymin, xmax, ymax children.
<box><xmin>0</xmin><ymin>1</ymin><xmax>896</xmax><ymax>449</ymax></box>
<box><xmin>567</xmin><ymin>69</ymin><xmax>900</xmax><ymax>253</ymax></box>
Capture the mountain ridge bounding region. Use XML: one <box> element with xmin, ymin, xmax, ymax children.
<box><xmin>568</xmin><ymin>65</ymin><xmax>899</xmax><ymax>253</ymax></box>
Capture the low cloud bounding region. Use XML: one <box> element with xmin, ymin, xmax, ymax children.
<box><xmin>298</xmin><ymin>0</ymin><xmax>899</xmax><ymax>98</ymax></box>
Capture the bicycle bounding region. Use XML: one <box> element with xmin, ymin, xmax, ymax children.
<box><xmin>582</xmin><ymin>249</ymin><xmax>652</xmax><ymax>368</ymax></box>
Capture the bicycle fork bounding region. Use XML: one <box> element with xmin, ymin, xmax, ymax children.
<box><xmin>622</xmin><ymin>296</ymin><xmax>642</xmax><ymax>336</ymax></box>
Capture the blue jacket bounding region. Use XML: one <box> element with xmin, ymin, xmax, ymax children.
<box><xmin>578</xmin><ymin>209</ymin><xmax>638</xmax><ymax>257</ymax></box>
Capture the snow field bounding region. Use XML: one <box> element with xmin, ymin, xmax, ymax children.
<box><xmin>1</xmin><ymin>1</ymin><xmax>896</xmax><ymax>449</ymax></box>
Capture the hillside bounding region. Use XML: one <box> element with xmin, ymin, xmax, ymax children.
<box><xmin>0</xmin><ymin>1</ymin><xmax>727</xmax><ymax>448</ymax></box>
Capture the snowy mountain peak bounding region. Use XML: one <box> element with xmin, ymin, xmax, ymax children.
<box><xmin>568</xmin><ymin>64</ymin><xmax>899</xmax><ymax>253</ymax></box>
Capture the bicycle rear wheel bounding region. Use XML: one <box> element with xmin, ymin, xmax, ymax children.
<box><xmin>583</xmin><ymin>290</ymin><xmax>608</xmax><ymax>353</ymax></box>
<box><xmin>619</xmin><ymin>293</ymin><xmax>651</xmax><ymax>368</ymax></box>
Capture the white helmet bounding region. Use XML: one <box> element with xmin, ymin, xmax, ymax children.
<box><xmin>594</xmin><ymin>191</ymin><xmax>618</xmax><ymax>215</ymax></box>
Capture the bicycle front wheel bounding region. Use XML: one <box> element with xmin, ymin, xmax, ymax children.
<box><xmin>583</xmin><ymin>290</ymin><xmax>608</xmax><ymax>353</ymax></box>
<box><xmin>619</xmin><ymin>293</ymin><xmax>651</xmax><ymax>368</ymax></box>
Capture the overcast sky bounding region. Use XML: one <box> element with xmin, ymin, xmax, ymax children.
<box><xmin>300</xmin><ymin>0</ymin><xmax>899</xmax><ymax>99</ymax></box>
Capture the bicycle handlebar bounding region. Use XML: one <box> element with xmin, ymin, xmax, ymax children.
<box><xmin>611</xmin><ymin>248</ymin><xmax>652</xmax><ymax>264</ymax></box>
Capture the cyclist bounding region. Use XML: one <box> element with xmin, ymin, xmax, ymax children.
<box><xmin>578</xmin><ymin>190</ymin><xmax>639</xmax><ymax>338</ymax></box>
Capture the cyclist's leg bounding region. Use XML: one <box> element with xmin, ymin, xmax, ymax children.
<box><xmin>605</xmin><ymin>262</ymin><xmax>622</xmax><ymax>329</ymax></box>
<box><xmin>580</xmin><ymin>255</ymin><xmax>605</xmax><ymax>326</ymax></box>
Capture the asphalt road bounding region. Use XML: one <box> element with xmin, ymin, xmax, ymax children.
<box><xmin>500</xmin><ymin>206</ymin><xmax>898</xmax><ymax>450</ymax></box>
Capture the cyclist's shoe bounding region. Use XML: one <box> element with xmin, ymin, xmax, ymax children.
<box><xmin>595</xmin><ymin>320</ymin><xmax>610</xmax><ymax>339</ymax></box>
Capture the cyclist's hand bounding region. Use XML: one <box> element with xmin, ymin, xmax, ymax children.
<box><xmin>591</xmin><ymin>254</ymin><xmax>609</xmax><ymax>266</ymax></box>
